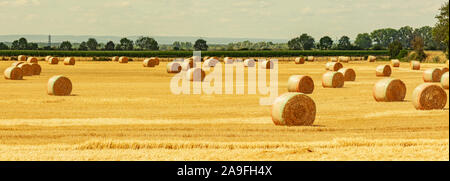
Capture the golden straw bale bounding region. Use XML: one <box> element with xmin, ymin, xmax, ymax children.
<box><xmin>423</xmin><ymin>68</ymin><xmax>442</xmax><ymax>82</ymax></box>
<box><xmin>287</xmin><ymin>75</ymin><xmax>314</xmax><ymax>94</ymax></box>
<box><xmin>294</xmin><ymin>57</ymin><xmax>305</xmax><ymax>64</ymax></box>
<box><xmin>18</xmin><ymin>63</ymin><xmax>33</xmax><ymax>76</ymax></box>
<box><xmin>410</xmin><ymin>61</ymin><xmax>420</xmax><ymax>70</ymax></box>
<box><xmin>64</xmin><ymin>57</ymin><xmax>76</xmax><ymax>65</ymax></box>
<box><xmin>441</xmin><ymin>72</ymin><xmax>449</xmax><ymax>89</ymax></box>
<box><xmin>322</xmin><ymin>71</ymin><xmax>344</xmax><ymax>88</ymax></box>
<box><xmin>271</xmin><ymin>93</ymin><xmax>316</xmax><ymax>126</ymax></box>
<box><xmin>166</xmin><ymin>62</ymin><xmax>182</xmax><ymax>73</ymax></box>
<box><xmin>373</xmin><ymin>78</ymin><xmax>406</xmax><ymax>102</ymax></box>
<box><xmin>325</xmin><ymin>62</ymin><xmax>343</xmax><ymax>71</ymax></box>
<box><xmin>412</xmin><ymin>83</ymin><xmax>447</xmax><ymax>110</ymax></box>
<box><xmin>48</xmin><ymin>75</ymin><xmax>72</xmax><ymax>96</ymax></box>
<box><xmin>375</xmin><ymin>65</ymin><xmax>392</xmax><ymax>77</ymax></box>
<box><xmin>338</xmin><ymin>68</ymin><xmax>356</xmax><ymax>81</ymax></box>
<box><xmin>4</xmin><ymin>66</ymin><xmax>23</xmax><ymax>80</ymax></box>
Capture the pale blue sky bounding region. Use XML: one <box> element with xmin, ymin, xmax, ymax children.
<box><xmin>0</xmin><ymin>0</ymin><xmax>445</xmax><ymax>40</ymax></box>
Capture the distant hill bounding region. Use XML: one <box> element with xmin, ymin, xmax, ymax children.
<box><xmin>0</xmin><ymin>35</ymin><xmax>288</xmax><ymax>45</ymax></box>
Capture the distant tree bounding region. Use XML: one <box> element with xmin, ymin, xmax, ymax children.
<box><xmin>59</xmin><ymin>41</ymin><xmax>72</xmax><ymax>50</ymax></box>
<box><xmin>105</xmin><ymin>41</ymin><xmax>115</xmax><ymax>51</ymax></box>
<box><xmin>11</xmin><ymin>40</ymin><xmax>20</xmax><ymax>50</ymax></box>
<box><xmin>411</xmin><ymin>36</ymin><xmax>427</xmax><ymax>61</ymax></box>
<box><xmin>337</xmin><ymin>36</ymin><xmax>352</xmax><ymax>50</ymax></box>
<box><xmin>115</xmin><ymin>44</ymin><xmax>122</xmax><ymax>51</ymax></box>
<box><xmin>355</xmin><ymin>33</ymin><xmax>372</xmax><ymax>49</ymax></box>
<box><xmin>398</xmin><ymin>26</ymin><xmax>414</xmax><ymax>49</ymax></box>
<box><xmin>17</xmin><ymin>37</ymin><xmax>28</xmax><ymax>50</ymax></box>
<box><xmin>172</xmin><ymin>41</ymin><xmax>181</xmax><ymax>50</ymax></box>
<box><xmin>414</xmin><ymin>26</ymin><xmax>439</xmax><ymax>50</ymax></box>
<box><xmin>86</xmin><ymin>38</ymin><xmax>98</xmax><ymax>50</ymax></box>
<box><xmin>119</xmin><ymin>38</ymin><xmax>134</xmax><ymax>50</ymax></box>
<box><xmin>136</xmin><ymin>36</ymin><xmax>159</xmax><ymax>50</ymax></box>
<box><xmin>0</xmin><ymin>42</ymin><xmax>9</xmax><ymax>50</ymax></box>
<box><xmin>388</xmin><ymin>41</ymin><xmax>403</xmax><ymax>58</ymax></box>
<box><xmin>27</xmin><ymin>43</ymin><xmax>38</xmax><ymax>50</ymax></box>
<box><xmin>194</xmin><ymin>39</ymin><xmax>208</xmax><ymax>51</ymax></box>
<box><xmin>288</xmin><ymin>37</ymin><xmax>302</xmax><ymax>50</ymax></box>
<box><xmin>319</xmin><ymin>36</ymin><xmax>333</xmax><ymax>50</ymax></box>
<box><xmin>78</xmin><ymin>41</ymin><xmax>88</xmax><ymax>51</ymax></box>
<box><xmin>370</xmin><ymin>28</ymin><xmax>399</xmax><ymax>48</ymax></box>
<box><xmin>432</xmin><ymin>2</ymin><xmax>449</xmax><ymax>57</ymax></box>
<box><xmin>298</xmin><ymin>34</ymin><xmax>315</xmax><ymax>50</ymax></box>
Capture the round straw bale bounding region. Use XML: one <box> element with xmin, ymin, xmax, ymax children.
<box><xmin>112</xmin><ymin>56</ymin><xmax>119</xmax><ymax>62</ymax></box>
<box><xmin>307</xmin><ymin>56</ymin><xmax>315</xmax><ymax>62</ymax></box>
<box><xmin>204</xmin><ymin>58</ymin><xmax>219</xmax><ymax>67</ymax></box>
<box><xmin>48</xmin><ymin>57</ymin><xmax>59</xmax><ymax>64</ymax></box>
<box><xmin>447</xmin><ymin>60</ymin><xmax>449</xmax><ymax>67</ymax></box>
<box><xmin>45</xmin><ymin>56</ymin><xmax>52</xmax><ymax>61</ymax></box>
<box><xmin>4</xmin><ymin>66</ymin><xmax>23</xmax><ymax>80</ymax></box>
<box><xmin>182</xmin><ymin>61</ymin><xmax>194</xmax><ymax>70</ymax></box>
<box><xmin>27</xmin><ymin>57</ymin><xmax>38</xmax><ymax>64</ymax></box>
<box><xmin>151</xmin><ymin>57</ymin><xmax>160</xmax><ymax>65</ymax></box>
<box><xmin>372</xmin><ymin>78</ymin><xmax>406</xmax><ymax>102</ymax></box>
<box><xmin>203</xmin><ymin>56</ymin><xmax>210</xmax><ymax>61</ymax></box>
<box><xmin>271</xmin><ymin>93</ymin><xmax>316</xmax><ymax>126</ymax></box>
<box><xmin>143</xmin><ymin>58</ymin><xmax>157</xmax><ymax>67</ymax></box>
<box><xmin>18</xmin><ymin>55</ymin><xmax>27</xmax><ymax>62</ymax></box>
<box><xmin>367</xmin><ymin>56</ymin><xmax>376</xmax><ymax>62</ymax></box>
<box><xmin>244</xmin><ymin>59</ymin><xmax>255</xmax><ymax>67</ymax></box>
<box><xmin>287</xmin><ymin>75</ymin><xmax>314</xmax><ymax>94</ymax></box>
<box><xmin>410</xmin><ymin>61</ymin><xmax>420</xmax><ymax>70</ymax></box>
<box><xmin>391</xmin><ymin>59</ymin><xmax>400</xmax><ymax>67</ymax></box>
<box><xmin>47</xmin><ymin>75</ymin><xmax>72</xmax><ymax>96</ymax></box>
<box><xmin>11</xmin><ymin>62</ymin><xmax>24</xmax><ymax>67</ymax></box>
<box><xmin>329</xmin><ymin>57</ymin><xmax>338</xmax><ymax>62</ymax></box>
<box><xmin>441</xmin><ymin>72</ymin><xmax>449</xmax><ymax>89</ymax></box>
<box><xmin>224</xmin><ymin>57</ymin><xmax>234</xmax><ymax>64</ymax></box>
<box><xmin>18</xmin><ymin>63</ymin><xmax>33</xmax><ymax>76</ymax></box>
<box><xmin>338</xmin><ymin>56</ymin><xmax>350</xmax><ymax>63</ymax></box>
<box><xmin>440</xmin><ymin>67</ymin><xmax>449</xmax><ymax>74</ymax></box>
<box><xmin>261</xmin><ymin>60</ymin><xmax>273</xmax><ymax>69</ymax></box>
<box><xmin>375</xmin><ymin>65</ymin><xmax>392</xmax><ymax>77</ymax></box>
<box><xmin>64</xmin><ymin>57</ymin><xmax>75</xmax><ymax>65</ymax></box>
<box><xmin>166</xmin><ymin>62</ymin><xmax>182</xmax><ymax>73</ymax></box>
<box><xmin>294</xmin><ymin>57</ymin><xmax>305</xmax><ymax>64</ymax></box>
<box><xmin>322</xmin><ymin>71</ymin><xmax>344</xmax><ymax>88</ymax></box>
<box><xmin>186</xmin><ymin>68</ymin><xmax>206</xmax><ymax>81</ymax></box>
<box><xmin>423</xmin><ymin>68</ymin><xmax>442</xmax><ymax>82</ymax></box>
<box><xmin>338</xmin><ymin>68</ymin><xmax>356</xmax><ymax>81</ymax></box>
<box><xmin>118</xmin><ymin>56</ymin><xmax>128</xmax><ymax>63</ymax></box>
<box><xmin>30</xmin><ymin>63</ymin><xmax>41</xmax><ymax>75</ymax></box>
<box><xmin>183</xmin><ymin>58</ymin><xmax>194</xmax><ymax>68</ymax></box>
<box><xmin>412</xmin><ymin>83</ymin><xmax>447</xmax><ymax>110</ymax></box>
<box><xmin>325</xmin><ymin>62</ymin><xmax>343</xmax><ymax>71</ymax></box>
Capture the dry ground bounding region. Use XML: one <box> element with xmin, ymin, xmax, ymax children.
<box><xmin>0</xmin><ymin>59</ymin><xmax>448</xmax><ymax>161</ymax></box>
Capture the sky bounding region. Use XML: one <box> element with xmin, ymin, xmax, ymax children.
<box><xmin>0</xmin><ymin>0</ymin><xmax>445</xmax><ymax>40</ymax></box>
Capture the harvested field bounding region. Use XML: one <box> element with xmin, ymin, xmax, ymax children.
<box><xmin>0</xmin><ymin>60</ymin><xmax>448</xmax><ymax>161</ymax></box>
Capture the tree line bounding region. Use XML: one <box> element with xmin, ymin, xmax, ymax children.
<box><xmin>0</xmin><ymin>2</ymin><xmax>447</xmax><ymax>57</ymax></box>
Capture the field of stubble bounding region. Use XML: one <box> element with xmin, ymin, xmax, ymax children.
<box><xmin>0</xmin><ymin>59</ymin><xmax>448</xmax><ymax>161</ymax></box>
